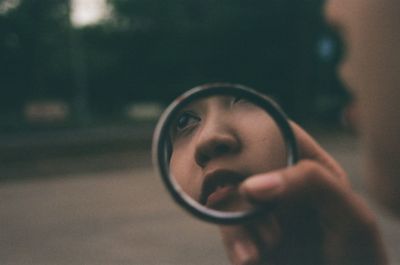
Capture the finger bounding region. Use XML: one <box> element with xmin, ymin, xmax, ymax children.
<box><xmin>253</xmin><ymin>214</ymin><xmax>282</xmax><ymax>252</ymax></box>
<box><xmin>290</xmin><ymin>122</ymin><xmax>349</xmax><ymax>186</ymax></box>
<box><xmin>219</xmin><ymin>214</ymin><xmax>282</xmax><ymax>265</ymax></box>
<box><xmin>240</xmin><ymin>159</ymin><xmax>354</xmax><ymax>219</ymax></box>
<box><xmin>219</xmin><ymin>225</ymin><xmax>261</xmax><ymax>265</ymax></box>
<box><xmin>240</xmin><ymin>158</ymin><xmax>388</xmax><ymax>264</ymax></box>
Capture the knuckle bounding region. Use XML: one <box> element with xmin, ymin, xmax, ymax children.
<box><xmin>295</xmin><ymin>160</ymin><xmax>332</xmax><ymax>192</ymax></box>
<box><xmin>298</xmin><ymin>160</ymin><xmax>325</xmax><ymax>180</ymax></box>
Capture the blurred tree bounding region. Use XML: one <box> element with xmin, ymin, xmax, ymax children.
<box><xmin>85</xmin><ymin>0</ymin><xmax>301</xmax><ymax>114</ymax></box>
<box><xmin>0</xmin><ymin>0</ymin><xmax>72</xmax><ymax>128</ymax></box>
<box><xmin>0</xmin><ymin>0</ymin><xmax>345</xmax><ymax>130</ymax></box>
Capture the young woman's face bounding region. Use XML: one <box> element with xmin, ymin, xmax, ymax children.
<box><xmin>169</xmin><ymin>96</ymin><xmax>286</xmax><ymax>212</ymax></box>
<box><xmin>325</xmin><ymin>0</ymin><xmax>400</xmax><ymax>214</ymax></box>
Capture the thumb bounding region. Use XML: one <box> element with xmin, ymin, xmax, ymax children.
<box><xmin>240</xmin><ymin>159</ymin><xmax>355</xmax><ymax>219</ymax></box>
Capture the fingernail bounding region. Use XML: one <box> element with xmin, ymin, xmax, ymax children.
<box><xmin>233</xmin><ymin>241</ymin><xmax>259</xmax><ymax>265</ymax></box>
<box><xmin>241</xmin><ymin>173</ymin><xmax>283</xmax><ymax>198</ymax></box>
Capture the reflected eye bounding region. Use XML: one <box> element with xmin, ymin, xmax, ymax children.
<box><xmin>232</xmin><ymin>96</ymin><xmax>257</xmax><ymax>110</ymax></box>
<box><xmin>233</xmin><ymin>96</ymin><xmax>248</xmax><ymax>104</ymax></box>
<box><xmin>175</xmin><ymin>111</ymin><xmax>200</xmax><ymax>133</ymax></box>
<box><xmin>233</xmin><ymin>96</ymin><xmax>243</xmax><ymax>103</ymax></box>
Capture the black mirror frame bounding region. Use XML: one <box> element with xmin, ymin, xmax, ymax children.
<box><xmin>152</xmin><ymin>83</ymin><xmax>298</xmax><ymax>224</ymax></box>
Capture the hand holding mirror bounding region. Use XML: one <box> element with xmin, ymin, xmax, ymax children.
<box><xmin>152</xmin><ymin>83</ymin><xmax>298</xmax><ymax>224</ymax></box>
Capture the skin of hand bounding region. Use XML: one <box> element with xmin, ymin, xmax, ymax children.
<box><xmin>219</xmin><ymin>123</ymin><xmax>387</xmax><ymax>265</ymax></box>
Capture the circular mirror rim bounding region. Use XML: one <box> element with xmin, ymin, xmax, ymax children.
<box><xmin>152</xmin><ymin>83</ymin><xmax>298</xmax><ymax>224</ymax></box>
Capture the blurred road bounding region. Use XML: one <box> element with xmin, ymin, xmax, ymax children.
<box><xmin>1</xmin><ymin>128</ymin><xmax>400</xmax><ymax>265</ymax></box>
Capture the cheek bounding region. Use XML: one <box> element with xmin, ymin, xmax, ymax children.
<box><xmin>170</xmin><ymin>148</ymin><xmax>201</xmax><ymax>199</ymax></box>
<box><xmin>250</xmin><ymin>132</ymin><xmax>287</xmax><ymax>173</ymax></box>
<box><xmin>240</xmin><ymin>115</ymin><xmax>287</xmax><ymax>173</ymax></box>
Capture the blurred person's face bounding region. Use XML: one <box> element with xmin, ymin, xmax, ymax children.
<box><xmin>169</xmin><ymin>96</ymin><xmax>286</xmax><ymax>211</ymax></box>
<box><xmin>325</xmin><ymin>0</ymin><xmax>400</xmax><ymax>214</ymax></box>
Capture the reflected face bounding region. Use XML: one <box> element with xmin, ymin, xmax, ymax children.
<box><xmin>325</xmin><ymin>1</ymin><xmax>400</xmax><ymax>213</ymax></box>
<box><xmin>169</xmin><ymin>96</ymin><xmax>286</xmax><ymax>211</ymax></box>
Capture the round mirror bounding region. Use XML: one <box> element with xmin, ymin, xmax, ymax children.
<box><xmin>152</xmin><ymin>83</ymin><xmax>298</xmax><ymax>224</ymax></box>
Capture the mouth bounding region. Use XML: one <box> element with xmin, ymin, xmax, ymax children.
<box><xmin>199</xmin><ymin>170</ymin><xmax>247</xmax><ymax>208</ymax></box>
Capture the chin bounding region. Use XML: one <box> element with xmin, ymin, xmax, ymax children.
<box><xmin>367</xmin><ymin>165</ymin><xmax>400</xmax><ymax>218</ymax></box>
<box><xmin>372</xmin><ymin>188</ymin><xmax>400</xmax><ymax>218</ymax></box>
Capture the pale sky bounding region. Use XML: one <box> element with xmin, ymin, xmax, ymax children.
<box><xmin>0</xmin><ymin>0</ymin><xmax>21</xmax><ymax>15</ymax></box>
<box><xmin>0</xmin><ymin>0</ymin><xmax>110</xmax><ymax>27</ymax></box>
<box><xmin>70</xmin><ymin>0</ymin><xmax>111</xmax><ymax>27</ymax></box>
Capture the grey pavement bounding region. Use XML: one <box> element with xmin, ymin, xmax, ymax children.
<box><xmin>1</xmin><ymin>129</ymin><xmax>400</xmax><ymax>265</ymax></box>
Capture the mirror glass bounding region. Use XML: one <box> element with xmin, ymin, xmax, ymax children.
<box><xmin>169</xmin><ymin>95</ymin><xmax>286</xmax><ymax>212</ymax></box>
<box><xmin>153</xmin><ymin>83</ymin><xmax>297</xmax><ymax>224</ymax></box>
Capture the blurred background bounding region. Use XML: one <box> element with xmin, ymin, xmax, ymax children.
<box><xmin>1</xmin><ymin>0</ymin><xmax>399</xmax><ymax>264</ymax></box>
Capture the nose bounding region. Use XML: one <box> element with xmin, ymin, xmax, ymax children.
<box><xmin>194</xmin><ymin>121</ymin><xmax>240</xmax><ymax>167</ymax></box>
